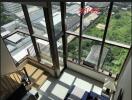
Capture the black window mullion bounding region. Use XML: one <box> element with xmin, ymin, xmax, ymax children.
<box><xmin>78</xmin><ymin>2</ymin><xmax>85</xmax><ymax>64</ymax></box>
<box><xmin>97</xmin><ymin>2</ymin><xmax>113</xmax><ymax>70</ymax></box>
<box><xmin>43</xmin><ymin>2</ymin><xmax>60</xmax><ymax>77</ymax></box>
<box><xmin>60</xmin><ymin>2</ymin><xmax>67</xmax><ymax>69</ymax></box>
<box><xmin>21</xmin><ymin>4</ymin><xmax>41</xmax><ymax>61</ymax></box>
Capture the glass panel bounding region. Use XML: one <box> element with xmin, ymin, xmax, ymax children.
<box><xmin>52</xmin><ymin>2</ymin><xmax>62</xmax><ymax>36</ymax></box>
<box><xmin>1</xmin><ymin>2</ymin><xmax>29</xmax><ymax>37</ymax></box>
<box><xmin>106</xmin><ymin>2</ymin><xmax>131</xmax><ymax>45</ymax></box>
<box><xmin>27</xmin><ymin>5</ymin><xmax>48</xmax><ymax>40</ymax></box>
<box><xmin>57</xmin><ymin>38</ymin><xmax>64</xmax><ymax>71</ymax></box>
<box><xmin>3</xmin><ymin>32</ymin><xmax>36</xmax><ymax>63</ymax></box>
<box><xmin>82</xmin><ymin>2</ymin><xmax>109</xmax><ymax>38</ymax></box>
<box><xmin>81</xmin><ymin>39</ymin><xmax>102</xmax><ymax>69</ymax></box>
<box><xmin>67</xmin><ymin>35</ymin><xmax>79</xmax><ymax>63</ymax></box>
<box><xmin>66</xmin><ymin>2</ymin><xmax>81</xmax><ymax>34</ymax></box>
<box><xmin>35</xmin><ymin>38</ymin><xmax>53</xmax><ymax>67</ymax></box>
<box><xmin>100</xmin><ymin>45</ymin><xmax>129</xmax><ymax>75</ymax></box>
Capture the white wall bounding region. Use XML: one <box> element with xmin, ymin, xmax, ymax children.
<box><xmin>67</xmin><ymin>61</ymin><xmax>112</xmax><ymax>83</ymax></box>
<box><xmin>0</xmin><ymin>37</ymin><xmax>17</xmax><ymax>76</ymax></box>
<box><xmin>114</xmin><ymin>50</ymin><xmax>131</xmax><ymax>100</ymax></box>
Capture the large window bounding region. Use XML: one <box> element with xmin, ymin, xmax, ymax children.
<box><xmin>3</xmin><ymin>32</ymin><xmax>36</xmax><ymax>63</ymax></box>
<box><xmin>36</xmin><ymin>38</ymin><xmax>53</xmax><ymax>67</ymax></box>
<box><xmin>66</xmin><ymin>2</ymin><xmax>81</xmax><ymax>34</ymax></box>
<box><xmin>82</xmin><ymin>2</ymin><xmax>109</xmax><ymax>38</ymax></box>
<box><xmin>66</xmin><ymin>2</ymin><xmax>131</xmax><ymax>77</ymax></box>
<box><xmin>106</xmin><ymin>2</ymin><xmax>131</xmax><ymax>45</ymax></box>
<box><xmin>98</xmin><ymin>2</ymin><xmax>131</xmax><ymax>76</ymax></box>
<box><xmin>27</xmin><ymin>5</ymin><xmax>48</xmax><ymax>39</ymax></box>
<box><xmin>57</xmin><ymin>38</ymin><xmax>64</xmax><ymax>71</ymax></box>
<box><xmin>101</xmin><ymin>45</ymin><xmax>129</xmax><ymax>75</ymax></box>
<box><xmin>1</xmin><ymin>2</ymin><xmax>28</xmax><ymax>37</ymax></box>
<box><xmin>67</xmin><ymin>35</ymin><xmax>79</xmax><ymax>63</ymax></box>
<box><xmin>52</xmin><ymin>2</ymin><xmax>62</xmax><ymax>36</ymax></box>
<box><xmin>1</xmin><ymin>2</ymin><xmax>131</xmax><ymax>77</ymax></box>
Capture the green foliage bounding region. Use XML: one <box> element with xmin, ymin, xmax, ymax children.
<box><xmin>68</xmin><ymin>38</ymin><xmax>79</xmax><ymax>59</ymax></box>
<box><xmin>103</xmin><ymin>45</ymin><xmax>128</xmax><ymax>74</ymax></box>
<box><xmin>68</xmin><ymin>8</ymin><xmax>130</xmax><ymax>74</ymax></box>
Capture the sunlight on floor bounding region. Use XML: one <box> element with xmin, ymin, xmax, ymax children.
<box><xmin>40</xmin><ymin>80</ymin><xmax>51</xmax><ymax>92</ymax></box>
<box><xmin>51</xmin><ymin>84</ymin><xmax>69</xmax><ymax>99</ymax></box>
<box><xmin>73</xmin><ymin>78</ymin><xmax>93</xmax><ymax>92</ymax></box>
<box><xmin>59</xmin><ymin>72</ymin><xmax>76</xmax><ymax>86</ymax></box>
<box><xmin>92</xmin><ymin>85</ymin><xmax>102</xmax><ymax>95</ymax></box>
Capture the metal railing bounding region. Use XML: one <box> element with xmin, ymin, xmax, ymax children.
<box><xmin>0</xmin><ymin>67</ymin><xmax>31</xmax><ymax>99</ymax></box>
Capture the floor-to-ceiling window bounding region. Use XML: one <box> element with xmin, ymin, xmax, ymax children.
<box><xmin>66</xmin><ymin>2</ymin><xmax>81</xmax><ymax>34</ymax></box>
<box><xmin>66</xmin><ymin>2</ymin><xmax>131</xmax><ymax>77</ymax></box>
<box><xmin>99</xmin><ymin>2</ymin><xmax>131</xmax><ymax>76</ymax></box>
<box><xmin>0</xmin><ymin>2</ymin><xmax>32</xmax><ymax>63</ymax></box>
<box><xmin>1</xmin><ymin>2</ymin><xmax>131</xmax><ymax>77</ymax></box>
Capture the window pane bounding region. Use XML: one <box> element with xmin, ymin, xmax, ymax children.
<box><xmin>52</xmin><ymin>2</ymin><xmax>62</xmax><ymax>36</ymax></box>
<box><xmin>1</xmin><ymin>2</ymin><xmax>29</xmax><ymax>37</ymax></box>
<box><xmin>101</xmin><ymin>45</ymin><xmax>129</xmax><ymax>75</ymax></box>
<box><xmin>106</xmin><ymin>2</ymin><xmax>131</xmax><ymax>45</ymax></box>
<box><xmin>67</xmin><ymin>35</ymin><xmax>79</xmax><ymax>63</ymax></box>
<box><xmin>66</xmin><ymin>2</ymin><xmax>81</xmax><ymax>34</ymax></box>
<box><xmin>3</xmin><ymin>32</ymin><xmax>36</xmax><ymax>63</ymax></box>
<box><xmin>27</xmin><ymin>5</ymin><xmax>48</xmax><ymax>40</ymax></box>
<box><xmin>36</xmin><ymin>38</ymin><xmax>53</xmax><ymax>67</ymax></box>
<box><xmin>82</xmin><ymin>2</ymin><xmax>109</xmax><ymax>38</ymax></box>
<box><xmin>57</xmin><ymin>38</ymin><xmax>64</xmax><ymax>71</ymax></box>
<box><xmin>81</xmin><ymin>39</ymin><xmax>102</xmax><ymax>69</ymax></box>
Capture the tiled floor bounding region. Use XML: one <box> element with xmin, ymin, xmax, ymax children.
<box><xmin>35</xmin><ymin>68</ymin><xmax>103</xmax><ymax>100</ymax></box>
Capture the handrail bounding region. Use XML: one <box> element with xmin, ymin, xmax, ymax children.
<box><xmin>0</xmin><ymin>68</ymin><xmax>24</xmax><ymax>77</ymax></box>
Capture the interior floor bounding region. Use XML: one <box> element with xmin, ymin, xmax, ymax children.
<box><xmin>30</xmin><ymin>68</ymin><xmax>103</xmax><ymax>100</ymax></box>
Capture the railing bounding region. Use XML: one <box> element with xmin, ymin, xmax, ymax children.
<box><xmin>0</xmin><ymin>67</ymin><xmax>31</xmax><ymax>99</ymax></box>
<box><xmin>27</xmin><ymin>45</ymin><xmax>36</xmax><ymax>57</ymax></box>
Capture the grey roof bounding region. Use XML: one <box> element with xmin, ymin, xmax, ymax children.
<box><xmin>84</xmin><ymin>45</ymin><xmax>109</xmax><ymax>67</ymax></box>
<box><xmin>66</xmin><ymin>4</ymin><xmax>80</xmax><ymax>15</ymax></box>
<box><xmin>66</xmin><ymin>15</ymin><xmax>80</xmax><ymax>30</ymax></box>
<box><xmin>86</xmin><ymin>2</ymin><xmax>109</xmax><ymax>8</ymax></box>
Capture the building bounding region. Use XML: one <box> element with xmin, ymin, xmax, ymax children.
<box><xmin>2</xmin><ymin>2</ymin><xmax>21</xmax><ymax>13</ymax></box>
<box><xmin>0</xmin><ymin>1</ymin><xmax>131</xmax><ymax>100</ymax></box>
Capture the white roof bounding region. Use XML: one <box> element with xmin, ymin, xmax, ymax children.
<box><xmin>1</xmin><ymin>30</ymin><xmax>10</xmax><ymax>37</ymax></box>
<box><xmin>13</xmin><ymin>43</ymin><xmax>32</xmax><ymax>62</ymax></box>
<box><xmin>36</xmin><ymin>39</ymin><xmax>49</xmax><ymax>45</ymax></box>
<box><xmin>7</xmin><ymin>44</ymin><xmax>16</xmax><ymax>52</ymax></box>
<box><xmin>7</xmin><ymin>34</ymin><xmax>24</xmax><ymax>43</ymax></box>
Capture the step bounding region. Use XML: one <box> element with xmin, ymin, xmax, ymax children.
<box><xmin>24</xmin><ymin>64</ymin><xmax>38</xmax><ymax>76</ymax></box>
<box><xmin>33</xmin><ymin>74</ymin><xmax>48</xmax><ymax>88</ymax></box>
<box><xmin>10</xmin><ymin>73</ymin><xmax>21</xmax><ymax>84</ymax></box>
<box><xmin>31</xmin><ymin>69</ymin><xmax>44</xmax><ymax>81</ymax></box>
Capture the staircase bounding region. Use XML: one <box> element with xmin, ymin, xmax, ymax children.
<box><xmin>0</xmin><ymin>68</ymin><xmax>27</xmax><ymax>100</ymax></box>
<box><xmin>23</xmin><ymin>64</ymin><xmax>48</xmax><ymax>89</ymax></box>
<box><xmin>0</xmin><ymin>63</ymin><xmax>48</xmax><ymax>100</ymax></box>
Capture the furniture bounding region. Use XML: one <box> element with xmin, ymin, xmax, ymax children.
<box><xmin>65</xmin><ymin>85</ymin><xmax>110</xmax><ymax>100</ymax></box>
